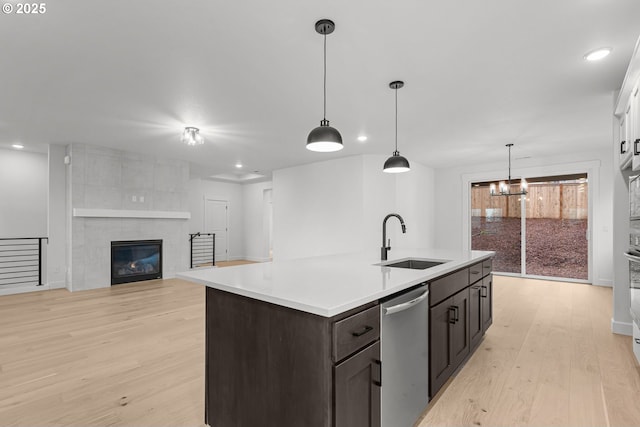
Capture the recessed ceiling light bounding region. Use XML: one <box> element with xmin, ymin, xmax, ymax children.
<box><xmin>357</xmin><ymin>135</ymin><xmax>368</xmax><ymax>142</ymax></box>
<box><xmin>584</xmin><ymin>47</ymin><xmax>612</xmax><ymax>61</ymax></box>
<box><xmin>12</xmin><ymin>143</ymin><xmax>24</xmax><ymax>149</ymax></box>
<box><xmin>235</xmin><ymin>163</ymin><xmax>243</xmax><ymax>168</ymax></box>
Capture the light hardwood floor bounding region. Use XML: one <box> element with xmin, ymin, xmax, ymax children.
<box><xmin>419</xmin><ymin>276</ymin><xmax>640</xmax><ymax>427</ymax></box>
<box><xmin>0</xmin><ymin>274</ymin><xmax>639</xmax><ymax>426</ymax></box>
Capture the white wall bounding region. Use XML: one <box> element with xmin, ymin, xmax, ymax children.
<box><xmin>0</xmin><ymin>148</ymin><xmax>47</xmax><ymax>237</ymax></box>
<box><xmin>243</xmin><ymin>181</ymin><xmax>273</xmax><ymax>262</ymax></box>
<box><xmin>396</xmin><ymin>160</ymin><xmax>436</xmax><ymax>251</ymax></box>
<box><xmin>186</xmin><ymin>178</ymin><xmax>244</xmax><ymax>260</ymax></box>
<box><xmin>46</xmin><ymin>144</ymin><xmax>66</xmax><ymax>289</ymax></box>
<box><xmin>434</xmin><ymin>148</ymin><xmax>613</xmax><ymax>287</ymax></box>
<box><xmin>272</xmin><ymin>155</ymin><xmax>435</xmax><ymax>261</ymax></box>
<box><xmin>273</xmin><ymin>156</ymin><xmax>365</xmax><ymax>260</ymax></box>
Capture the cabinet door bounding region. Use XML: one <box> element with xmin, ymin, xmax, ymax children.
<box><xmin>481</xmin><ymin>275</ymin><xmax>493</xmax><ymax>332</ymax></box>
<box><xmin>429</xmin><ymin>297</ymin><xmax>455</xmax><ymax>397</ymax></box>
<box><xmin>335</xmin><ymin>341</ymin><xmax>381</xmax><ymax>427</ymax></box>
<box><xmin>450</xmin><ymin>288</ymin><xmax>470</xmax><ymax>369</ymax></box>
<box><xmin>631</xmin><ymin>86</ymin><xmax>640</xmax><ymax>171</ymax></box>
<box><xmin>620</xmin><ymin>113</ymin><xmax>630</xmax><ymax>167</ymax></box>
<box><xmin>469</xmin><ymin>285</ymin><xmax>483</xmax><ymax>350</ymax></box>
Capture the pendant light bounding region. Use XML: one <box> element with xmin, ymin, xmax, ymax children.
<box><xmin>490</xmin><ymin>143</ymin><xmax>528</xmax><ymax>196</ymax></box>
<box><xmin>307</xmin><ymin>19</ymin><xmax>343</xmax><ymax>152</ymax></box>
<box><xmin>383</xmin><ymin>81</ymin><xmax>410</xmax><ymax>173</ymax></box>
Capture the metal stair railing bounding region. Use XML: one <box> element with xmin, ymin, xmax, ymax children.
<box><xmin>0</xmin><ymin>237</ymin><xmax>48</xmax><ymax>287</ymax></box>
<box><xmin>189</xmin><ymin>233</ymin><xmax>215</xmax><ymax>268</ymax></box>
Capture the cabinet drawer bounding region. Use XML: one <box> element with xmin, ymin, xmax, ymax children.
<box><xmin>430</xmin><ymin>268</ymin><xmax>469</xmax><ymax>307</ymax></box>
<box><xmin>469</xmin><ymin>262</ymin><xmax>483</xmax><ymax>284</ymax></box>
<box><xmin>333</xmin><ymin>305</ymin><xmax>380</xmax><ymax>362</ymax></box>
<box><xmin>482</xmin><ymin>259</ymin><xmax>493</xmax><ymax>277</ymax></box>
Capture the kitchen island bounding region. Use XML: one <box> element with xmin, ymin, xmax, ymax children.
<box><xmin>178</xmin><ymin>249</ymin><xmax>494</xmax><ymax>427</ymax></box>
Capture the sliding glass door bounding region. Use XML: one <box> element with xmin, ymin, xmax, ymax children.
<box><xmin>471</xmin><ymin>182</ymin><xmax>522</xmax><ymax>274</ymax></box>
<box><xmin>524</xmin><ymin>175</ymin><xmax>588</xmax><ymax>280</ymax></box>
<box><xmin>471</xmin><ymin>174</ymin><xmax>588</xmax><ymax>281</ymax></box>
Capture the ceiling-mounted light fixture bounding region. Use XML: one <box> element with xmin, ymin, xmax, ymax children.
<box><xmin>306</xmin><ymin>19</ymin><xmax>343</xmax><ymax>152</ymax></box>
<box><xmin>490</xmin><ymin>143</ymin><xmax>527</xmax><ymax>196</ymax></box>
<box><xmin>11</xmin><ymin>143</ymin><xmax>24</xmax><ymax>149</ymax></box>
<box><xmin>383</xmin><ymin>81</ymin><xmax>410</xmax><ymax>173</ymax></box>
<box><xmin>182</xmin><ymin>127</ymin><xmax>203</xmax><ymax>146</ymax></box>
<box><xmin>584</xmin><ymin>47</ymin><xmax>612</xmax><ymax>61</ymax></box>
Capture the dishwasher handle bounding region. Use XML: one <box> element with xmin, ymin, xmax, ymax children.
<box><xmin>383</xmin><ymin>290</ymin><xmax>429</xmax><ymax>315</ymax></box>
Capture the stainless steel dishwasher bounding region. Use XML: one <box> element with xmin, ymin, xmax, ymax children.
<box><xmin>380</xmin><ymin>284</ymin><xmax>429</xmax><ymax>427</ymax></box>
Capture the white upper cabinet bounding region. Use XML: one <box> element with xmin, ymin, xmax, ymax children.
<box><xmin>620</xmin><ymin>107</ymin><xmax>631</xmax><ymax>167</ymax></box>
<box><xmin>616</xmin><ymin>37</ymin><xmax>640</xmax><ymax>171</ymax></box>
<box><xmin>631</xmin><ymin>86</ymin><xmax>640</xmax><ymax>171</ymax></box>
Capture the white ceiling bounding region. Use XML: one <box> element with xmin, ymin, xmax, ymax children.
<box><xmin>1</xmin><ymin>0</ymin><xmax>639</xmax><ymax>180</ymax></box>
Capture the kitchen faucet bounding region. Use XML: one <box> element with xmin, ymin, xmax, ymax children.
<box><xmin>381</xmin><ymin>213</ymin><xmax>406</xmax><ymax>261</ymax></box>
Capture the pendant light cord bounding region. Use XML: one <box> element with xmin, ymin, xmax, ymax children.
<box><xmin>395</xmin><ymin>87</ymin><xmax>398</xmax><ymax>152</ymax></box>
<box><xmin>507</xmin><ymin>144</ymin><xmax>512</xmax><ymax>186</ymax></box>
<box><xmin>323</xmin><ymin>33</ymin><xmax>327</xmax><ymax>121</ymax></box>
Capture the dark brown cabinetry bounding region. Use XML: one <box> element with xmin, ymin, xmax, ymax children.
<box><xmin>429</xmin><ymin>257</ymin><xmax>493</xmax><ymax>398</ymax></box>
<box><xmin>469</xmin><ymin>284</ymin><xmax>483</xmax><ymax>350</ymax></box>
<box><xmin>335</xmin><ymin>341</ymin><xmax>381</xmax><ymax>427</ymax></box>
<box><xmin>429</xmin><ymin>287</ymin><xmax>470</xmax><ymax>395</ymax></box>
<box><xmin>204</xmin><ymin>287</ymin><xmax>381</xmax><ymax>427</ymax></box>
<box><xmin>481</xmin><ymin>274</ymin><xmax>493</xmax><ymax>331</ymax></box>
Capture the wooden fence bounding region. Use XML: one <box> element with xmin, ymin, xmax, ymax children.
<box><xmin>471</xmin><ymin>182</ymin><xmax>587</xmax><ymax>219</ymax></box>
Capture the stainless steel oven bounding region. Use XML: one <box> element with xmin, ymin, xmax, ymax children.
<box><xmin>627</xmin><ymin>176</ymin><xmax>640</xmax><ymax>325</ymax></box>
<box><xmin>624</xmin><ymin>250</ymin><xmax>640</xmax><ymax>325</ymax></box>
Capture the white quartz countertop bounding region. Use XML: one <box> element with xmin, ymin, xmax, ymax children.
<box><xmin>177</xmin><ymin>249</ymin><xmax>494</xmax><ymax>317</ymax></box>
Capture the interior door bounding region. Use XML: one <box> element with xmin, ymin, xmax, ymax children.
<box><xmin>204</xmin><ymin>199</ymin><xmax>228</xmax><ymax>262</ymax></box>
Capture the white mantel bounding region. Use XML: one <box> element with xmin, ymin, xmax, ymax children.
<box><xmin>73</xmin><ymin>208</ymin><xmax>190</xmax><ymax>219</ymax></box>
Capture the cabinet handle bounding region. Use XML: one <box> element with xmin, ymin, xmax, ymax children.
<box><xmin>471</xmin><ymin>270</ymin><xmax>480</xmax><ymax>275</ymax></box>
<box><xmin>373</xmin><ymin>359</ymin><xmax>382</xmax><ymax>387</ymax></box>
<box><xmin>480</xmin><ymin>285</ymin><xmax>488</xmax><ymax>298</ymax></box>
<box><xmin>635</xmin><ymin>139</ymin><xmax>640</xmax><ymax>156</ymax></box>
<box><xmin>622</xmin><ymin>140</ymin><xmax>627</xmax><ymax>154</ymax></box>
<box><xmin>351</xmin><ymin>325</ymin><xmax>374</xmax><ymax>337</ymax></box>
<box><xmin>483</xmin><ymin>265</ymin><xmax>491</xmax><ymax>269</ymax></box>
<box><xmin>449</xmin><ymin>307</ymin><xmax>456</xmax><ymax>324</ymax></box>
<box><xmin>453</xmin><ymin>305</ymin><xmax>459</xmax><ymax>322</ymax></box>
<box><xmin>635</xmin><ymin>338</ymin><xmax>640</xmax><ymax>345</ymax></box>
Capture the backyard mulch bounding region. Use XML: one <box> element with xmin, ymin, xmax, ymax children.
<box><xmin>471</xmin><ymin>216</ymin><xmax>588</xmax><ymax>280</ymax></box>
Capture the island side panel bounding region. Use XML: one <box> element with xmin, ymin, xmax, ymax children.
<box><xmin>205</xmin><ymin>287</ymin><xmax>334</xmax><ymax>427</ymax></box>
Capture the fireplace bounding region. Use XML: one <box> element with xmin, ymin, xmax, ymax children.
<box><xmin>111</xmin><ymin>240</ymin><xmax>162</xmax><ymax>285</ymax></box>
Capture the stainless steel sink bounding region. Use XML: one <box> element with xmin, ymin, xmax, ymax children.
<box><xmin>383</xmin><ymin>259</ymin><xmax>447</xmax><ymax>270</ymax></box>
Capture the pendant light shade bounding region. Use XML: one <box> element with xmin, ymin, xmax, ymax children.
<box><xmin>383</xmin><ymin>151</ymin><xmax>411</xmax><ymax>173</ymax></box>
<box><xmin>383</xmin><ymin>81</ymin><xmax>410</xmax><ymax>173</ymax></box>
<box><xmin>307</xmin><ymin>119</ymin><xmax>343</xmax><ymax>152</ymax></box>
<box><xmin>307</xmin><ymin>19</ymin><xmax>343</xmax><ymax>152</ymax></box>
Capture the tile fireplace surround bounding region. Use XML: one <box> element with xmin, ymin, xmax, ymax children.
<box><xmin>66</xmin><ymin>144</ymin><xmax>190</xmax><ymax>291</ymax></box>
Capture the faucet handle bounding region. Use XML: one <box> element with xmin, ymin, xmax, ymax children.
<box><xmin>387</xmin><ymin>238</ymin><xmax>391</xmax><ymax>249</ymax></box>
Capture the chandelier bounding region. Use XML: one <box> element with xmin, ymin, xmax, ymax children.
<box><xmin>490</xmin><ymin>143</ymin><xmax>527</xmax><ymax>196</ymax></box>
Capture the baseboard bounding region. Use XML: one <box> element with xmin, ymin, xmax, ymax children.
<box><xmin>611</xmin><ymin>318</ymin><xmax>633</xmax><ymax>336</ymax></box>
<box><xmin>592</xmin><ymin>279</ymin><xmax>613</xmax><ymax>287</ymax></box>
<box><xmin>0</xmin><ymin>284</ymin><xmax>51</xmax><ymax>296</ymax></box>
<box><xmin>244</xmin><ymin>256</ymin><xmax>271</xmax><ymax>262</ymax></box>
<box><xmin>47</xmin><ymin>280</ymin><xmax>66</xmax><ymax>289</ymax></box>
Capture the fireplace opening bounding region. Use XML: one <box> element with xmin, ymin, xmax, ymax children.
<box><xmin>111</xmin><ymin>240</ymin><xmax>162</xmax><ymax>285</ymax></box>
